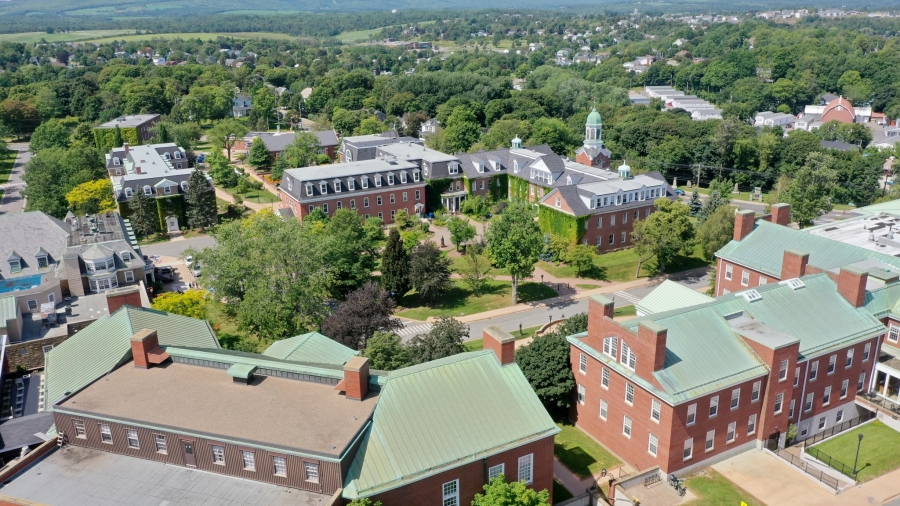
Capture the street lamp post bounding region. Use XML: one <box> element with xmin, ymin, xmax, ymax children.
<box><xmin>853</xmin><ymin>433</ymin><xmax>864</xmax><ymax>476</ymax></box>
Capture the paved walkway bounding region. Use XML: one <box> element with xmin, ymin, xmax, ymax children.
<box><xmin>0</xmin><ymin>142</ymin><xmax>31</xmax><ymax>214</ymax></box>
<box><xmin>214</xmin><ymin>187</ymin><xmax>271</xmax><ymax>213</ymax></box>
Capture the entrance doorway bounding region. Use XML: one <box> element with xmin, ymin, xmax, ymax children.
<box><xmin>181</xmin><ymin>440</ymin><xmax>197</xmax><ymax>467</ymax></box>
<box><xmin>766</xmin><ymin>431</ymin><xmax>780</xmax><ymax>451</ymax></box>
<box><xmin>166</xmin><ymin>216</ymin><xmax>179</xmax><ymax>233</ymax></box>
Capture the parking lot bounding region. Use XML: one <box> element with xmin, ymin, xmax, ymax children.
<box><xmin>151</xmin><ymin>255</ymin><xmax>196</xmax><ymax>292</ymax></box>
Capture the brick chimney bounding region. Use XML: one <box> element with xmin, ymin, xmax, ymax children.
<box><xmin>781</xmin><ymin>250</ymin><xmax>809</xmax><ymax>280</ymax></box>
<box><xmin>106</xmin><ymin>285</ymin><xmax>143</xmax><ymax>314</ymax></box>
<box><xmin>770</xmin><ymin>203</ymin><xmax>791</xmax><ymax>226</ymax></box>
<box><xmin>130</xmin><ymin>328</ymin><xmax>169</xmax><ymax>368</ymax></box>
<box><xmin>123</xmin><ymin>142</ymin><xmax>130</xmax><ymax>154</ymax></box>
<box><xmin>734</xmin><ymin>210</ymin><xmax>756</xmax><ymax>242</ymax></box>
<box><xmin>638</xmin><ymin>321</ymin><xmax>667</xmax><ymax>373</ymax></box>
<box><xmin>588</xmin><ymin>294</ymin><xmax>615</xmax><ymax>332</ymax></box>
<box><xmin>838</xmin><ymin>266</ymin><xmax>868</xmax><ymax>308</ymax></box>
<box><xmin>343</xmin><ymin>356</ymin><xmax>369</xmax><ymax>401</ymax></box>
<box><xmin>483</xmin><ymin>325</ymin><xmax>515</xmax><ymax>365</ymax></box>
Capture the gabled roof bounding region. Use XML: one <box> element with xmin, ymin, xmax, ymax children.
<box><xmin>262</xmin><ymin>331</ymin><xmax>359</xmax><ymax>366</ymax></box>
<box><xmin>44</xmin><ymin>306</ymin><xmax>220</xmax><ymax>408</ymax></box>
<box><xmin>342</xmin><ymin>351</ymin><xmax>558</xmax><ymax>499</ymax></box>
<box><xmin>635</xmin><ymin>280</ymin><xmax>713</xmax><ymax>315</ymax></box>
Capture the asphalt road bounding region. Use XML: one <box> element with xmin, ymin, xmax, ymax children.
<box><xmin>0</xmin><ymin>143</ymin><xmax>31</xmax><ymax>215</ymax></box>
<box><xmin>140</xmin><ymin>235</ymin><xmax>217</xmax><ymax>258</ymax></box>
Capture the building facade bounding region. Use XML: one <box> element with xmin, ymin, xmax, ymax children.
<box><xmin>234</xmin><ymin>129</ymin><xmax>340</xmax><ymax>163</ymax></box>
<box><xmin>93</xmin><ymin>114</ymin><xmax>160</xmax><ymax>151</ymax></box>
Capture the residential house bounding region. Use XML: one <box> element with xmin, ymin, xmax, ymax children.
<box><xmin>235</xmin><ymin>129</ymin><xmax>340</xmax><ymax>162</ymax></box>
<box><xmin>420</xmin><ymin>118</ymin><xmax>439</xmax><ymax>134</ymax></box>
<box><xmin>232</xmin><ymin>94</ymin><xmax>252</xmax><ymax>118</ymax></box>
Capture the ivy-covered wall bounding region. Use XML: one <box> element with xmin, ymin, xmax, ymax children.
<box><xmin>94</xmin><ymin>127</ymin><xmax>141</xmax><ymax>154</ymax></box>
<box><xmin>156</xmin><ymin>195</ymin><xmax>187</xmax><ymax>232</ymax></box>
<box><xmin>425</xmin><ymin>178</ymin><xmax>454</xmax><ymax>212</ymax></box>
<box><xmin>490</xmin><ymin>174</ymin><xmax>508</xmax><ymax>201</ymax></box>
<box><xmin>538</xmin><ymin>206</ymin><xmax>589</xmax><ymax>244</ymax></box>
<box><xmin>508</xmin><ymin>175</ymin><xmax>530</xmax><ymax>202</ymax></box>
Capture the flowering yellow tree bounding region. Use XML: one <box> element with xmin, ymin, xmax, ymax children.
<box><xmin>65</xmin><ymin>179</ymin><xmax>116</xmax><ymax>215</ymax></box>
<box><xmin>151</xmin><ymin>290</ymin><xmax>207</xmax><ymax>319</ymax></box>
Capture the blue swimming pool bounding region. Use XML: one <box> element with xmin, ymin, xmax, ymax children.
<box><xmin>0</xmin><ymin>274</ymin><xmax>43</xmax><ymax>294</ymax></box>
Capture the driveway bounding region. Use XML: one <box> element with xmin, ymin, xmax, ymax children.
<box><xmin>140</xmin><ymin>235</ymin><xmax>216</xmax><ymax>258</ymax></box>
<box><xmin>0</xmin><ymin>142</ymin><xmax>31</xmax><ymax>214</ymax></box>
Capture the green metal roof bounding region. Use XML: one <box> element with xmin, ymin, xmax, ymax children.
<box><xmin>262</xmin><ymin>331</ymin><xmax>358</xmax><ymax>366</ymax></box>
<box><xmin>44</xmin><ymin>306</ymin><xmax>220</xmax><ymax>408</ymax></box>
<box><xmin>716</xmin><ymin>219</ymin><xmax>900</xmax><ymax>277</ymax></box>
<box><xmin>342</xmin><ymin>351</ymin><xmax>559</xmax><ymax>499</ymax></box>
<box><xmin>635</xmin><ymin>280</ymin><xmax>713</xmax><ymax>315</ymax></box>
<box><xmin>855</xmin><ymin>201</ymin><xmax>900</xmax><ymax>216</ymax></box>
<box><xmin>0</xmin><ymin>296</ymin><xmax>17</xmax><ymax>325</ymax></box>
<box><xmin>573</xmin><ymin>275</ymin><xmax>885</xmax><ymax>405</ymax></box>
<box><xmin>226</xmin><ymin>363</ymin><xmax>257</xmax><ymax>379</ymax></box>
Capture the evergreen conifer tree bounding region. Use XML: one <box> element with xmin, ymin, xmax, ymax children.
<box><xmin>381</xmin><ymin>229</ymin><xmax>410</xmax><ymax>299</ymax></box>
<box><xmin>185</xmin><ymin>170</ymin><xmax>217</xmax><ymax>230</ymax></box>
<box><xmin>247</xmin><ymin>137</ymin><xmax>271</xmax><ymax>171</ymax></box>
<box><xmin>689</xmin><ymin>187</ymin><xmax>703</xmax><ymax>217</ymax></box>
<box><xmin>128</xmin><ymin>189</ymin><xmax>157</xmax><ymax>237</ymax></box>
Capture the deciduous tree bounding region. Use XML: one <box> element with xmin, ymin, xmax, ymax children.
<box><xmin>408</xmin><ymin>316</ymin><xmax>467</xmax><ymax>364</ymax></box>
<box><xmin>632</xmin><ymin>198</ymin><xmax>696</xmax><ymax>275</ymax></box>
<box><xmin>485</xmin><ymin>203</ymin><xmax>543</xmax><ymax>304</ymax></box>
<box><xmin>66</xmin><ymin>179</ymin><xmax>116</xmax><ymax>215</ymax></box>
<box><xmin>446</xmin><ymin>216</ymin><xmax>476</xmax><ymax>251</ymax></box>
<box><xmin>697</xmin><ymin>205</ymin><xmax>735</xmax><ymax>261</ymax></box>
<box><xmin>247</xmin><ymin>136</ymin><xmax>272</xmax><ymax>170</ymax></box>
<box><xmin>151</xmin><ymin>290</ymin><xmax>207</xmax><ymax>319</ymax></box>
<box><xmin>320</xmin><ymin>281</ymin><xmax>402</xmax><ymax>350</ymax></box>
<box><xmin>473</xmin><ymin>476</ymin><xmax>551</xmax><ymax>506</ymax></box>
<box><xmin>30</xmin><ymin>119</ymin><xmax>70</xmax><ymax>153</ymax></box>
<box><xmin>458</xmin><ymin>246</ymin><xmax>494</xmax><ymax>297</ymax></box>
<box><xmin>362</xmin><ymin>331</ymin><xmax>411</xmax><ymax>371</ymax></box>
<box><xmin>409</xmin><ymin>242</ymin><xmax>452</xmax><ymax>304</ymax></box>
<box><xmin>381</xmin><ymin>229</ymin><xmax>410</xmax><ymax>299</ymax></box>
<box><xmin>209</xmin><ymin>120</ymin><xmax>249</xmax><ymax>160</ymax></box>
<box><xmin>23</xmin><ymin>145</ymin><xmax>105</xmax><ymax>218</ymax></box>
<box><xmin>206</xmin><ymin>150</ymin><xmax>238</xmax><ymax>188</ymax></box>
<box><xmin>515</xmin><ymin>314</ymin><xmax>586</xmax><ymax>414</ymax></box>
<box><xmin>444</xmin><ymin>106</ymin><xmax>481</xmax><ymax>153</ymax></box>
<box><xmin>565</xmin><ymin>244</ymin><xmax>595</xmax><ymax>277</ymax></box>
<box><xmin>781</xmin><ymin>153</ymin><xmax>838</xmax><ymax>228</ymax></box>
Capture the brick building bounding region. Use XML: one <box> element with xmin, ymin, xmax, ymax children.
<box><xmin>575</xmin><ymin>108</ymin><xmax>612</xmax><ymax>168</ymax></box>
<box><xmin>278</xmin><ymin>158</ymin><xmax>427</xmax><ymax>224</ymax></box>
<box><xmin>568</xmin><ymin>268</ymin><xmax>884</xmax><ymax>476</ymax></box>
<box><xmin>93</xmin><ymin>114</ymin><xmax>160</xmax><ymax>145</ymax></box>
<box><xmin>234</xmin><ymin>129</ymin><xmax>340</xmax><ymax>163</ymax></box>
<box><xmin>43</xmin><ymin>309</ymin><xmax>558</xmax><ymax>505</ymax></box>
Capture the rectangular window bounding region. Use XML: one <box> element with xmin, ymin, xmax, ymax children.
<box><xmin>73</xmin><ymin>420</ymin><xmax>86</xmax><ymax>438</ymax></box>
<box><xmin>774</xmin><ymin>392</ymin><xmax>784</xmax><ymax>414</ymax></box>
<box><xmin>378</xmin><ymin>212</ymin><xmax>383</xmax><ymax>220</ymax></box>
<box><xmin>846</xmin><ymin>349</ymin><xmax>854</xmax><ymax>368</ymax></box>
<box><xmin>779</xmin><ymin>360</ymin><xmax>789</xmax><ymax>381</ymax></box>
<box><xmin>731</xmin><ymin>388</ymin><xmax>740</xmax><ymax>410</ymax></box>
<box><xmin>621</xmin><ymin>232</ymin><xmax>627</xmax><ymax>243</ymax></box>
<box><xmin>579</xmin><ymin>353</ymin><xmax>587</xmax><ymax>374</ymax></box>
<box><xmin>890</xmin><ymin>323</ymin><xmax>900</xmax><ymax>343</ymax></box>
<box><xmin>601</xmin><ymin>368</ymin><xmax>610</xmax><ymax>389</ymax></box>
<box><xmin>683</xmin><ymin>438</ymin><xmax>693</xmax><ymax>460</ymax></box>
<box><xmin>377</xmin><ymin>196</ymin><xmax>382</xmax><ymax>206</ymax></box>
<box><xmin>789</xmin><ymin>399</ymin><xmax>796</xmax><ymax>418</ymax></box>
<box><xmin>212</xmin><ymin>445</ymin><xmax>225</xmax><ymax>464</ymax></box>
<box><xmin>488</xmin><ymin>464</ymin><xmax>505</xmax><ymax>482</ymax></box>
<box><xmin>827</xmin><ymin>355</ymin><xmax>836</xmax><ymax>375</ymax></box>
<box><xmin>623</xmin><ymin>415</ymin><xmax>632</xmax><ymax>437</ymax></box>
<box><xmin>600</xmin><ymin>399</ymin><xmax>608</xmax><ymax>420</ymax></box>
<box><xmin>597</xmin><ymin>216</ymin><xmax>603</xmax><ymax>228</ymax></box>
<box><xmin>322</xmin><ymin>203</ymin><xmax>328</xmax><ymax>213</ymax></box>
<box><xmin>748</xmin><ymin>414</ymin><xmax>757</xmax><ymax>435</ymax></box>
<box><xmin>27</xmin><ymin>300</ymin><xmax>37</xmax><ymax>311</ymax></box>
<box><xmin>125</xmin><ymin>271</ymin><xmax>134</xmax><ymax>283</ymax></box>
<box><xmin>725</xmin><ymin>264</ymin><xmax>733</xmax><ymax>280</ymax></box>
<box><xmin>648</xmin><ymin>433</ymin><xmax>659</xmax><ymax>456</ymax></box>
<box><xmin>308</xmin><ymin>206</ymin><xmax>314</xmax><ymax>214</ymax></box>
<box><xmin>818</xmin><ymin>416</ymin><xmax>826</xmax><ymax>431</ymax></box>
<box><xmin>858</xmin><ymin>372</ymin><xmax>866</xmax><ymax>391</ymax></box>
<box><xmin>810</xmin><ymin>361</ymin><xmax>818</xmax><ymax>381</ymax></box>
<box><xmin>621</xmin><ymin>342</ymin><xmax>636</xmax><ymax>370</ymax></box>
<box><xmin>517</xmin><ymin>454</ymin><xmax>533</xmax><ymax>484</ymax></box>
<box><xmin>350</xmin><ymin>199</ymin><xmax>356</xmax><ymax>210</ymax></box>
<box><xmin>800</xmin><ymin>424</ymin><xmax>808</xmax><ymax>437</ymax></box>
<box><xmin>840</xmin><ymin>379</ymin><xmax>849</xmax><ymax>399</ymax></box>
<box><xmin>794</xmin><ymin>367</ymin><xmax>801</xmax><ymax>387</ymax></box>
<box><xmin>99</xmin><ymin>424</ymin><xmax>112</xmax><ymax>443</ymax></box>
<box><xmin>687</xmin><ymin>403</ymin><xmax>696</xmax><ymax>426</ymax></box>
<box><xmin>403</xmin><ymin>192</ymin><xmax>408</xmax><ymax>202</ymax></box>
<box><xmin>443</xmin><ymin>480</ymin><xmax>459</xmax><ymax>506</ymax></box>
<box><xmin>822</xmin><ymin>386</ymin><xmax>831</xmax><ymax>406</ymax></box>
<box><xmin>362</xmin><ymin>178</ymin><xmax>369</xmax><ymax>189</ymax></box>
<box><xmin>241</xmin><ymin>450</ymin><xmax>256</xmax><ymax>471</ymax></box>
<box><xmin>304</xmin><ymin>462</ymin><xmax>318</xmax><ymax>482</ymax></box>
<box><xmin>804</xmin><ymin>392</ymin><xmax>813</xmax><ymax>412</ymax></box>
<box><xmin>864</xmin><ymin>343</ymin><xmax>871</xmax><ymax>362</ymax></box>
<box><xmin>348</xmin><ymin>179</ymin><xmax>355</xmax><ymax>190</ymax></box>
<box><xmin>727</xmin><ymin>422</ymin><xmax>736</xmax><ymax>443</ymax></box>
<box><xmin>577</xmin><ymin>385</ymin><xmax>585</xmax><ymax>405</ymax></box>
<box><xmin>623</xmin><ymin>212</ymin><xmax>627</xmax><ymax>224</ymax></box>
<box><xmin>741</xmin><ymin>270</ymin><xmax>750</xmax><ymax>286</ymax></box>
<box><xmin>705</xmin><ymin>430</ymin><xmax>715</xmax><ymax>452</ymax></box>
<box><xmin>273</xmin><ymin>456</ymin><xmax>287</xmax><ymax>477</ymax></box>
<box><xmin>364</xmin><ymin>197</ymin><xmax>370</xmax><ymax>208</ymax></box>
<box><xmin>759</xmin><ymin>276</ymin><xmax>767</xmax><ymax>285</ymax></box>
<box><xmin>651</xmin><ymin>399</ymin><xmax>661</xmax><ymax>422</ymax></box>
<box><xmin>611</xmin><ymin>215</ymin><xmax>615</xmax><ymax>226</ymax></box>
<box><xmin>413</xmin><ymin>171</ymin><xmax>420</xmax><ymax>182</ymax></box>
<box><xmin>126</xmin><ymin>429</ymin><xmax>139</xmax><ymax>449</ymax></box>
<box><xmin>625</xmin><ymin>383</ymin><xmax>635</xmax><ymax>405</ymax></box>
<box><xmin>415</xmin><ymin>190</ymin><xmax>421</xmax><ymax>200</ymax></box>
<box><xmin>709</xmin><ymin>396</ymin><xmax>719</xmax><ymax>418</ymax></box>
<box><xmin>164</xmin><ymin>185</ymin><xmax>172</xmax><ymax>194</ymax></box>
<box><xmin>390</xmin><ymin>194</ymin><xmax>395</xmax><ymax>204</ymax></box>
<box><xmin>609</xmin><ymin>234</ymin><xmax>614</xmax><ymax>245</ymax></box>
<box><xmin>602</xmin><ymin>337</ymin><xmax>618</xmax><ymax>358</ymax></box>
<box><xmin>37</xmin><ymin>256</ymin><xmax>48</xmax><ymax>268</ymax></box>
<box><xmin>836</xmin><ymin>409</ymin><xmax>844</xmax><ymax>423</ymax></box>
<box><xmin>155</xmin><ymin>434</ymin><xmax>167</xmax><ymax>453</ymax></box>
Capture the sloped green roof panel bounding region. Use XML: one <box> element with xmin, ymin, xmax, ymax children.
<box><xmin>262</xmin><ymin>332</ymin><xmax>358</xmax><ymax>366</ymax></box>
<box><xmin>635</xmin><ymin>280</ymin><xmax>713</xmax><ymax>315</ymax></box>
<box><xmin>342</xmin><ymin>352</ymin><xmax>559</xmax><ymax>499</ymax></box>
<box><xmin>226</xmin><ymin>363</ymin><xmax>257</xmax><ymax>379</ymax></box>
<box><xmin>0</xmin><ymin>296</ymin><xmax>17</xmax><ymax>324</ymax></box>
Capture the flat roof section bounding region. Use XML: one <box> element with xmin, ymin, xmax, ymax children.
<box><xmin>1</xmin><ymin>445</ymin><xmax>329</xmax><ymax>506</ymax></box>
<box><xmin>96</xmin><ymin>114</ymin><xmax>159</xmax><ymax>129</ymax></box>
<box><xmin>58</xmin><ymin>361</ymin><xmax>376</xmax><ymax>458</ymax></box>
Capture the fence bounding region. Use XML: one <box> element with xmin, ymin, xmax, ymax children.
<box><xmin>805</xmin><ymin>446</ymin><xmax>856</xmax><ymax>479</ymax></box>
<box><xmin>803</xmin><ymin>411</ymin><xmax>876</xmax><ymax>446</ymax></box>
<box><xmin>775</xmin><ymin>448</ymin><xmax>840</xmax><ymax>492</ymax></box>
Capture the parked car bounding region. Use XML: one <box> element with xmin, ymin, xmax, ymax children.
<box><xmin>196</xmin><ymin>153</ymin><xmax>206</xmax><ymax>163</ymax></box>
<box><xmin>674</xmin><ymin>188</ymin><xmax>685</xmax><ymax>196</ymax></box>
<box><xmin>155</xmin><ymin>266</ymin><xmax>175</xmax><ymax>282</ymax></box>
<box><xmin>191</xmin><ymin>264</ymin><xmax>202</xmax><ymax>278</ymax></box>
<box><xmin>184</xmin><ymin>255</ymin><xmax>194</xmax><ymax>268</ymax></box>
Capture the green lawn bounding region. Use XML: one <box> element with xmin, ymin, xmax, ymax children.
<box><xmin>223</xmin><ymin>185</ymin><xmax>280</xmax><ymax>204</ymax></box>
<box><xmin>449</xmin><ymin>254</ymin><xmax>509</xmax><ymax>276</ymax></box>
<box><xmin>576</xmin><ymin>283</ymin><xmax>601</xmax><ymax>290</ymax></box>
<box><xmin>614</xmin><ymin>305</ymin><xmax>636</xmax><ymax>317</ymax></box>
<box><xmin>337</xmin><ymin>27</ymin><xmax>386</xmax><ymax>43</ymax></box>
<box><xmin>683</xmin><ymin>469</ymin><xmax>765</xmax><ymax>506</ymax></box>
<box><xmin>812</xmin><ymin>420</ymin><xmax>900</xmax><ymax>482</ymax></box>
<box><xmin>83</xmin><ymin>31</ymin><xmax>303</xmax><ymax>44</ymax></box>
<box><xmin>463</xmin><ymin>325</ymin><xmax>541</xmax><ymax>352</ymax></box>
<box><xmin>554</xmin><ymin>422</ymin><xmax>622</xmax><ymax>480</ymax></box>
<box><xmin>0</xmin><ymin>30</ymin><xmax>134</xmax><ymax>44</ymax></box>
<box><xmin>0</xmin><ymin>148</ymin><xmax>17</xmax><ymax>185</ymax></box>
<box><xmin>553</xmin><ymin>480</ymin><xmax>574</xmax><ymax>503</ymax></box>
<box><xmin>539</xmin><ymin>244</ymin><xmax>707</xmax><ymax>282</ymax></box>
<box><xmin>398</xmin><ymin>280</ymin><xmax>557</xmax><ymax>320</ymax></box>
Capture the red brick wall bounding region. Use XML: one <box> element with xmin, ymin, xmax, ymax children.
<box><xmin>280</xmin><ymin>185</ymin><xmax>426</xmax><ymax>225</ymax></box>
<box><xmin>740</xmin><ymin>337</ymin><xmax>798</xmax><ymax>443</ymax></box>
<box><xmin>366</xmin><ymin>437</ymin><xmax>555</xmax><ymax>506</ymax></box>
<box><xmin>581</xmin><ymin>204</ymin><xmax>655</xmax><ymax>252</ymax></box>
<box><xmin>715</xmin><ymin>259</ymin><xmax>776</xmax><ymax>296</ymax></box>
<box><xmin>575</xmin><ymin>151</ymin><xmax>610</xmax><ymax>168</ymax></box>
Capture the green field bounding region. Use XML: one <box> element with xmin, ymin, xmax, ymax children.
<box><xmin>684</xmin><ymin>469</ymin><xmax>765</xmax><ymax>506</ymax></box>
<box><xmin>0</xmin><ymin>30</ymin><xmax>135</xmax><ymax>44</ymax></box>
<box><xmin>812</xmin><ymin>420</ymin><xmax>900</xmax><ymax>482</ymax></box>
<box><xmin>337</xmin><ymin>27</ymin><xmax>385</xmax><ymax>43</ymax></box>
<box><xmin>83</xmin><ymin>31</ymin><xmax>303</xmax><ymax>44</ymax></box>
<box><xmin>0</xmin><ymin>149</ymin><xmax>17</xmax><ymax>186</ymax></box>
<box><xmin>398</xmin><ymin>279</ymin><xmax>557</xmax><ymax>321</ymax></box>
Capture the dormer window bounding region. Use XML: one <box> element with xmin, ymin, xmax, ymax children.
<box><xmin>375</xmin><ymin>175</ymin><xmax>382</xmax><ymax>187</ymax></box>
<box><xmin>143</xmin><ymin>186</ymin><xmax>152</xmax><ymax>196</ymax></box>
<box><xmin>566</xmin><ymin>176</ymin><xmax>572</xmax><ymax>185</ymax></box>
<box><xmin>345</xmin><ymin>150</ymin><xmax>352</xmax><ymax>162</ymax></box>
<box><xmin>348</xmin><ymin>178</ymin><xmax>355</xmax><ymax>190</ymax></box>
<box><xmin>36</xmin><ymin>254</ymin><xmax>48</xmax><ymax>269</ymax></box>
<box><xmin>387</xmin><ymin>173</ymin><xmax>395</xmax><ymax>185</ymax></box>
<box><xmin>400</xmin><ymin>172</ymin><xmax>407</xmax><ymax>183</ymax></box>
<box><xmin>334</xmin><ymin>180</ymin><xmax>341</xmax><ymax>193</ymax></box>
<box><xmin>181</xmin><ymin>181</ymin><xmax>188</xmax><ymax>192</ymax></box>
<box><xmin>174</xmin><ymin>151</ymin><xmax>182</xmax><ymax>159</ymax></box>
<box><xmin>513</xmin><ymin>160</ymin><xmax>519</xmax><ymax>173</ymax></box>
<box><xmin>477</xmin><ymin>162</ymin><xmax>485</xmax><ymax>173</ymax></box>
<box><xmin>113</xmin><ymin>157</ymin><xmax>121</xmax><ymax>166</ymax></box>
<box><xmin>9</xmin><ymin>258</ymin><xmax>21</xmax><ymax>273</ymax></box>
<box><xmin>125</xmin><ymin>187</ymin><xmax>133</xmax><ymax>198</ymax></box>
<box><xmin>164</xmin><ymin>185</ymin><xmax>172</xmax><ymax>194</ymax></box>
<box><xmin>361</xmin><ymin>176</ymin><xmax>369</xmax><ymax>189</ymax></box>
<box><xmin>164</xmin><ymin>152</ymin><xmax>171</xmax><ymax>160</ymax></box>
<box><xmin>121</xmin><ymin>251</ymin><xmax>131</xmax><ymax>262</ymax></box>
<box><xmin>305</xmin><ymin>183</ymin><xmax>312</xmax><ymax>196</ymax></box>
<box><xmin>320</xmin><ymin>182</ymin><xmax>328</xmax><ymax>194</ymax></box>
<box><xmin>286</xmin><ymin>178</ymin><xmax>292</xmax><ymax>191</ymax></box>
<box><xmin>492</xmin><ymin>159</ymin><xmax>501</xmax><ymax>171</ymax></box>
<box><xmin>449</xmin><ymin>163</ymin><xmax>459</xmax><ymax>175</ymax></box>
<box><xmin>413</xmin><ymin>170</ymin><xmax>420</xmax><ymax>182</ymax></box>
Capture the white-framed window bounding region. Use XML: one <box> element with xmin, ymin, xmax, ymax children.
<box><xmin>818</xmin><ymin>416</ymin><xmax>826</xmax><ymax>431</ymax></box>
<box><xmin>99</xmin><ymin>424</ymin><xmax>113</xmax><ymax>443</ymax></box>
<box><xmin>304</xmin><ymin>462</ymin><xmax>318</xmax><ymax>482</ymax></box>
<box><xmin>124</xmin><ymin>187</ymin><xmax>133</xmax><ymax>198</ymax></box>
<box><xmin>212</xmin><ymin>445</ymin><xmax>225</xmax><ymax>464</ymax></box>
<box><xmin>449</xmin><ymin>163</ymin><xmax>459</xmax><ymax>175</ymax></box>
<box><xmin>361</xmin><ymin>177</ymin><xmax>369</xmax><ymax>189</ymax></box>
<box><xmin>555</xmin><ymin>197</ymin><xmax>561</xmax><ymax>208</ymax></box>
<box><xmin>687</xmin><ymin>403</ymin><xmax>697</xmax><ymax>426</ymax></box>
<box><xmin>621</xmin><ymin>232</ymin><xmax>627</xmax><ymax>243</ymax></box>
<box><xmin>415</xmin><ymin>190</ymin><xmax>421</xmax><ymax>200</ymax></box>
<box><xmin>625</xmin><ymin>383</ymin><xmax>635</xmax><ymax>405</ymax></box>
<box><xmin>442</xmin><ymin>480</ymin><xmax>460</xmax><ymax>506</ymax></box>
<box><xmin>800</xmin><ymin>424</ymin><xmax>809</xmax><ymax>437</ymax></box>
<box><xmin>774</xmin><ymin>392</ymin><xmax>784</xmax><ymax>414</ymax></box>
<box><xmin>759</xmin><ymin>276</ymin><xmax>767</xmax><ymax>285</ymax></box>
<box><xmin>648</xmin><ymin>433</ymin><xmax>659</xmax><ymax>456</ymax></box>
<box><xmin>600</xmin><ymin>399</ymin><xmax>608</xmax><ymax>420</ymax></box>
<box><xmin>779</xmin><ymin>360</ymin><xmax>789</xmax><ymax>381</ymax></box>
<box><xmin>863</xmin><ymin>343</ymin><xmax>871</xmax><ymax>362</ymax></box>
<box><xmin>334</xmin><ymin>181</ymin><xmax>341</xmax><ymax>192</ymax></box>
<box><xmin>611</xmin><ymin>214</ymin><xmax>615</xmax><ymax>226</ymax></box>
<box><xmin>400</xmin><ymin>172</ymin><xmax>407</xmax><ymax>184</ymax></box>
<box><xmin>804</xmin><ymin>392</ymin><xmax>814</xmax><ymax>412</ymax></box>
<box><xmin>621</xmin><ymin>342</ymin><xmax>636</xmax><ymax>370</ymax></box>
<box><xmin>306</xmin><ymin>184</ymin><xmax>313</xmax><ymax>196</ymax></box>
<box><xmin>126</xmin><ymin>429</ymin><xmax>139</xmax><ymax>449</ymax></box>
<box><xmin>683</xmin><ymin>438</ymin><xmax>693</xmax><ymax>461</ymax></box>
<box><xmin>180</xmin><ymin>181</ymin><xmax>188</xmax><ymax>192</ymax></box>
<box><xmin>320</xmin><ymin>182</ymin><xmax>328</xmax><ymax>194</ymax></box>
<box><xmin>113</xmin><ymin>157</ymin><xmax>121</xmax><ymax>166</ymax></box>
<box><xmin>846</xmin><ymin>349</ymin><xmax>854</xmax><ymax>368</ymax></box>
<box><xmin>388</xmin><ymin>174</ymin><xmax>395</xmax><ymax>185</ymax></box>
<box><xmin>579</xmin><ymin>353</ymin><xmax>587</xmax><ymax>374</ymax></box>
<box><xmin>73</xmin><ymin>419</ymin><xmax>86</xmax><ymax>438</ymax></box>
<box><xmin>517</xmin><ymin>454</ymin><xmax>533</xmax><ymax>484</ymax></box>
<box><xmin>794</xmin><ymin>367</ymin><xmax>801</xmax><ymax>387</ymax></box>
<box><xmin>322</xmin><ymin>203</ymin><xmax>328</xmax><ymax>213</ymax></box>
<box><xmin>273</xmin><ymin>456</ymin><xmax>287</xmax><ymax>477</ymax></box>
<box><xmin>364</xmin><ymin>197</ymin><xmax>370</xmax><ymax>208</ymax></box>
<box><xmin>622</xmin><ymin>212</ymin><xmax>627</xmax><ymax>224</ymax></box>
<box><xmin>623</xmin><ymin>415</ymin><xmax>632</xmax><ymax>437</ymax></box>
<box><xmin>836</xmin><ymin>409</ymin><xmax>844</xmax><ymax>423</ymax></box>
<box><xmin>810</xmin><ymin>360</ymin><xmax>819</xmax><ymax>381</ymax></box>
<box><xmin>390</xmin><ymin>194</ymin><xmax>395</xmax><ymax>204</ymax></box>
<box><xmin>731</xmin><ymin>388</ymin><xmax>740</xmax><ymax>410</ymax></box>
<box><xmin>889</xmin><ymin>323</ymin><xmax>900</xmax><ymax>343</ymax></box>
<box><xmin>601</xmin><ymin>368</ymin><xmax>610</xmax><ymax>389</ymax></box>
<box><xmin>309</xmin><ymin>205</ymin><xmax>314</xmax><ymax>214</ymax></box>
<box><xmin>753</xmin><ymin>381</ymin><xmax>763</xmax><ymax>401</ymax></box>
<box><xmin>725</xmin><ymin>264</ymin><xmax>733</xmax><ymax>280</ymax></box>
<box><xmin>348</xmin><ymin>178</ymin><xmax>355</xmax><ymax>190</ymax></box>
<box><xmin>577</xmin><ymin>385</ymin><xmax>586</xmax><ymax>405</ymax></box>
<box><xmin>602</xmin><ymin>336</ymin><xmax>618</xmax><ymax>358</ymax></box>
<box><xmin>488</xmin><ymin>463</ymin><xmax>505</xmax><ymax>482</ymax></box>
<box><xmin>350</xmin><ymin>199</ymin><xmax>356</xmax><ymax>210</ymax></box>
<box><xmin>789</xmin><ymin>399</ymin><xmax>796</xmax><ymax>418</ymax></box>
<box><xmin>337</xmin><ymin>201</ymin><xmax>343</xmax><ymax>210</ymax></box>
<box><xmin>841</xmin><ymin>379</ymin><xmax>849</xmax><ymax>399</ymax></box>
<box><xmin>143</xmin><ymin>185</ymin><xmax>152</xmax><ymax>196</ymax></box>
<box><xmin>125</xmin><ymin>271</ymin><xmax>134</xmax><ymax>283</ymax></box>
<box><xmin>705</xmin><ymin>430</ymin><xmax>715</xmax><ymax>452</ymax></box>
<box><xmin>413</xmin><ymin>170</ymin><xmax>420</xmax><ymax>182</ymax></box>
<box><xmin>726</xmin><ymin>422</ymin><xmax>736</xmax><ymax>443</ymax></box>
<box><xmin>651</xmin><ymin>399</ymin><xmax>661</xmax><ymax>422</ymax></box>
<box><xmin>37</xmin><ymin>255</ymin><xmax>48</xmax><ymax>268</ymax></box>
<box><xmin>741</xmin><ymin>270</ymin><xmax>750</xmax><ymax>286</ymax></box>
<box><xmin>822</xmin><ymin>386</ymin><xmax>831</xmax><ymax>406</ymax></box>
<box><xmin>241</xmin><ymin>450</ymin><xmax>256</xmax><ymax>471</ymax></box>
<box><xmin>827</xmin><ymin>355</ymin><xmax>836</xmax><ymax>375</ymax></box>
<box><xmin>709</xmin><ymin>396</ymin><xmax>719</xmax><ymax>418</ymax></box>
<box><xmin>748</xmin><ymin>414</ymin><xmax>757</xmax><ymax>435</ymax></box>
<box><xmin>403</xmin><ymin>192</ymin><xmax>408</xmax><ymax>202</ymax></box>
<box><xmin>597</xmin><ymin>216</ymin><xmax>603</xmax><ymax>228</ymax></box>
<box><xmin>155</xmin><ymin>434</ymin><xmax>167</xmax><ymax>453</ymax></box>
